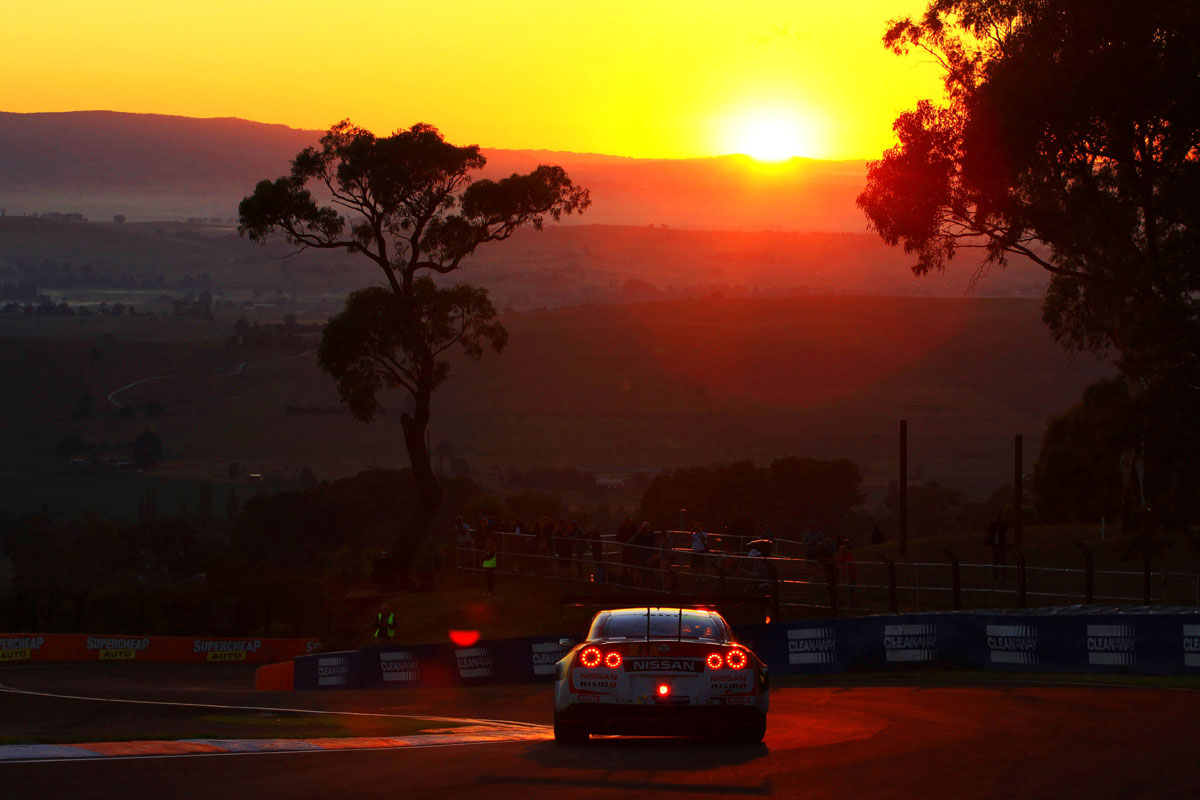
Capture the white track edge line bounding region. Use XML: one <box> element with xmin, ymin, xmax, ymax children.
<box><xmin>0</xmin><ymin>684</ymin><xmax>548</xmax><ymax>729</ymax></box>
<box><xmin>0</xmin><ymin>736</ymin><xmax>533</xmax><ymax>765</ymax></box>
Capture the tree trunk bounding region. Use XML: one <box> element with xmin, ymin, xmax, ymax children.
<box><xmin>397</xmin><ymin>374</ymin><xmax>443</xmax><ymax>581</ymax></box>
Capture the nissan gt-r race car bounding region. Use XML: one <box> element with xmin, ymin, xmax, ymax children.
<box><xmin>553</xmin><ymin>606</ymin><xmax>769</xmax><ymax>744</ymax></box>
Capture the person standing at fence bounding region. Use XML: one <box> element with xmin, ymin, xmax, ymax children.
<box><xmin>482</xmin><ymin>536</ymin><xmax>498</xmax><ymax>596</ymax></box>
<box><xmin>987</xmin><ymin>513</ymin><xmax>1008</xmax><ymax>578</ymax></box>
<box><xmin>617</xmin><ymin>516</ymin><xmax>637</xmax><ymax>585</ymax></box>
<box><xmin>632</xmin><ymin>522</ymin><xmax>654</xmax><ymax>587</ymax></box>
<box><xmin>585</xmin><ymin>523</ymin><xmax>604</xmax><ymax>580</ymax></box>
<box><xmin>553</xmin><ymin>519</ymin><xmax>571</xmax><ymax>574</ymax></box>
<box><xmin>569</xmin><ymin>521</ymin><xmax>586</xmax><ymax>577</ymax></box>
<box><xmin>837</xmin><ymin>539</ymin><xmax>858</xmax><ymax>606</ymax></box>
<box><xmin>803</xmin><ymin>521</ymin><xmax>826</xmax><ymax>561</ymax></box>
<box><xmin>374</xmin><ymin>602</ymin><xmax>395</xmax><ymax>643</ymax></box>
<box><xmin>691</xmin><ymin>526</ymin><xmax>708</xmax><ymax>575</ymax></box>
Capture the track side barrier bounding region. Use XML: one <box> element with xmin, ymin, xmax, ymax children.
<box><xmin>0</xmin><ymin>633</ymin><xmax>320</xmax><ymax>664</ymax></box>
<box><xmin>291</xmin><ymin>609</ymin><xmax>1200</xmax><ymax>690</ymax></box>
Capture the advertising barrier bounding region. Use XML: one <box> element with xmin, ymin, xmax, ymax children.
<box><xmin>0</xmin><ymin>634</ymin><xmax>319</xmax><ymax>664</ymax></box>
<box><xmin>292</xmin><ymin>608</ymin><xmax>1200</xmax><ymax>691</ymax></box>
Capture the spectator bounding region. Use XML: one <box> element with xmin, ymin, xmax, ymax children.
<box><xmin>554</xmin><ymin>519</ymin><xmax>571</xmax><ymax>573</ymax></box>
<box><xmin>374</xmin><ymin>602</ymin><xmax>395</xmax><ymax>643</ymax></box>
<box><xmin>746</xmin><ymin>542</ymin><xmax>769</xmax><ymax>588</ymax></box>
<box><xmin>370</xmin><ymin>551</ymin><xmax>397</xmax><ymax>591</ymax></box>
<box><xmin>870</xmin><ymin>525</ymin><xmax>886</xmax><ymax>545</ymax></box>
<box><xmin>585</xmin><ymin>524</ymin><xmax>604</xmax><ymax>579</ymax></box>
<box><xmin>690</xmin><ymin>526</ymin><xmax>708</xmax><ymax>574</ymax></box>
<box><xmin>569</xmin><ymin>521</ymin><xmax>586</xmax><ymax>577</ymax></box>
<box><xmin>482</xmin><ymin>535</ymin><xmax>498</xmax><ymax>596</ymax></box>
<box><xmin>987</xmin><ymin>513</ymin><xmax>1008</xmax><ymax>578</ymax></box>
<box><xmin>536</xmin><ymin>517</ymin><xmax>554</xmax><ymax>573</ymax></box>
<box><xmin>803</xmin><ymin>521</ymin><xmax>827</xmax><ymax>561</ymax></box>
<box><xmin>616</xmin><ymin>516</ymin><xmax>637</xmax><ymax>585</ymax></box>
<box><xmin>836</xmin><ymin>540</ymin><xmax>858</xmax><ymax>606</ymax></box>
<box><xmin>632</xmin><ymin>522</ymin><xmax>654</xmax><ymax>587</ymax></box>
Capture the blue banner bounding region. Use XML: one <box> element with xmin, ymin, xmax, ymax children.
<box><xmin>294</xmin><ymin>610</ymin><xmax>1200</xmax><ymax>690</ymax></box>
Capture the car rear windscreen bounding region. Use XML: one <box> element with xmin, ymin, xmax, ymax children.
<box><xmin>590</xmin><ymin>611</ymin><xmax>728</xmax><ymax>642</ymax></box>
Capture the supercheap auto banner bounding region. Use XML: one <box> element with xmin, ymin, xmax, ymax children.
<box><xmin>0</xmin><ymin>634</ymin><xmax>318</xmax><ymax>664</ymax></box>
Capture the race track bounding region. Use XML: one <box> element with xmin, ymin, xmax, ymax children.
<box><xmin>1</xmin><ymin>664</ymin><xmax>1196</xmax><ymax>799</ymax></box>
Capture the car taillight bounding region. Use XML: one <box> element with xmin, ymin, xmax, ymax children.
<box><xmin>657</xmin><ymin>683</ymin><xmax>670</xmax><ymax>696</ymax></box>
<box><xmin>604</xmin><ymin>651</ymin><xmax>623</xmax><ymax>668</ymax></box>
<box><xmin>579</xmin><ymin>646</ymin><xmax>602</xmax><ymax>668</ymax></box>
<box><xmin>706</xmin><ymin>652</ymin><xmax>724</xmax><ymax>670</ymax></box>
<box><xmin>726</xmin><ymin>648</ymin><xmax>748</xmax><ymax>670</ymax></box>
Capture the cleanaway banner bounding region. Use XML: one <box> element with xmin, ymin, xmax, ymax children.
<box><xmin>294</xmin><ymin>611</ymin><xmax>1200</xmax><ymax>690</ymax></box>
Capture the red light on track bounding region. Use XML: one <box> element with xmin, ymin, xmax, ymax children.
<box><xmin>657</xmin><ymin>683</ymin><xmax>670</xmax><ymax>696</ymax></box>
<box><xmin>706</xmin><ymin>652</ymin><xmax>724</xmax><ymax>670</ymax></box>
<box><xmin>726</xmin><ymin>649</ymin><xmax>748</xmax><ymax>670</ymax></box>
<box><xmin>604</xmin><ymin>651</ymin><xmax>623</xmax><ymax>668</ymax></box>
<box><xmin>580</xmin><ymin>647</ymin><xmax>602</xmax><ymax>668</ymax></box>
<box><xmin>449</xmin><ymin>630</ymin><xmax>480</xmax><ymax>647</ymax></box>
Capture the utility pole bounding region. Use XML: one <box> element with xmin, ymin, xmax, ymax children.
<box><xmin>1014</xmin><ymin>434</ymin><xmax>1023</xmax><ymax>548</ymax></box>
<box><xmin>899</xmin><ymin>419</ymin><xmax>908</xmax><ymax>556</ymax></box>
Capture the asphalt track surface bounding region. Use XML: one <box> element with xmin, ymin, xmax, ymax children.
<box><xmin>2</xmin><ymin>664</ymin><xmax>1198</xmax><ymax>799</ymax></box>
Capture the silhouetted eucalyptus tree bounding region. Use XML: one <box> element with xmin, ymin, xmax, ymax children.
<box><xmin>858</xmin><ymin>1</ymin><xmax>1200</xmax><ymax>532</ymax></box>
<box><xmin>240</xmin><ymin>121</ymin><xmax>589</xmax><ymax>573</ymax></box>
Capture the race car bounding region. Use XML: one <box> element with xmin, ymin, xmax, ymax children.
<box><xmin>553</xmin><ymin>605</ymin><xmax>769</xmax><ymax>744</ymax></box>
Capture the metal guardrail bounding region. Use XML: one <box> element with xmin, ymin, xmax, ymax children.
<box><xmin>457</xmin><ymin>530</ymin><xmax>1200</xmax><ymax>616</ymax></box>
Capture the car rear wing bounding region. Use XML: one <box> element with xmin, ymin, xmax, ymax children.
<box><xmin>560</xmin><ymin>593</ymin><xmax>771</xmax><ymax>609</ymax></box>
<box><xmin>560</xmin><ymin>594</ymin><xmax>772</xmax><ymax>639</ymax></box>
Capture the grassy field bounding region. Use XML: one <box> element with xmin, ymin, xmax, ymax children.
<box><xmin>0</xmin><ymin>295</ymin><xmax>1112</xmax><ymax>522</ymax></box>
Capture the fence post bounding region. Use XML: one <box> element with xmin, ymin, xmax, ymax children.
<box><xmin>1073</xmin><ymin>542</ymin><xmax>1093</xmax><ymax>604</ymax></box>
<box><xmin>768</xmin><ymin>559</ymin><xmax>780</xmax><ymax>623</ymax></box>
<box><xmin>881</xmin><ymin>556</ymin><xmax>898</xmax><ymax>613</ymax></box>
<box><xmin>941</xmin><ymin>550</ymin><xmax>962</xmax><ymax>610</ymax></box>
<box><xmin>1007</xmin><ymin>545</ymin><xmax>1027</xmax><ymax>608</ymax></box>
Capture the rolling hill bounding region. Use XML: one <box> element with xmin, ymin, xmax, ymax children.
<box><xmin>0</xmin><ymin>110</ymin><xmax>868</xmax><ymax>231</ymax></box>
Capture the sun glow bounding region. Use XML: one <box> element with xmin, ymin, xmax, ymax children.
<box><xmin>730</xmin><ymin>110</ymin><xmax>812</xmax><ymax>161</ymax></box>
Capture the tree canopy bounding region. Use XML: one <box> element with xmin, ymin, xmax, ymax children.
<box><xmin>240</xmin><ymin>121</ymin><xmax>589</xmax><ymax>573</ymax></box>
<box><xmin>239</xmin><ymin>121</ymin><xmax>590</xmax><ymax>295</ymax></box>
<box><xmin>858</xmin><ymin>0</ymin><xmax>1200</xmax><ymax>530</ymax></box>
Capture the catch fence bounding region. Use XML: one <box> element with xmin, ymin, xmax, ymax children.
<box><xmin>457</xmin><ymin>530</ymin><xmax>1200</xmax><ymax>616</ymax></box>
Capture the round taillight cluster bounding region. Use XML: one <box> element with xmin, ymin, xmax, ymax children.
<box><xmin>578</xmin><ymin>646</ymin><xmax>624</xmax><ymax>669</ymax></box>
<box><xmin>708</xmin><ymin>648</ymin><xmax>748</xmax><ymax>670</ymax></box>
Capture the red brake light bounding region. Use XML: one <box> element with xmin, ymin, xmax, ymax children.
<box><xmin>657</xmin><ymin>683</ymin><xmax>670</xmax><ymax>696</ymax></box>
<box><xmin>726</xmin><ymin>648</ymin><xmax>748</xmax><ymax>670</ymax></box>
<box><xmin>579</xmin><ymin>646</ymin><xmax>602</xmax><ymax>668</ymax></box>
<box><xmin>706</xmin><ymin>652</ymin><xmax>724</xmax><ymax>670</ymax></box>
<box><xmin>604</xmin><ymin>651</ymin><xmax>623</xmax><ymax>668</ymax></box>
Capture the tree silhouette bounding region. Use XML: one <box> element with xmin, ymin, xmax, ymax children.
<box><xmin>858</xmin><ymin>1</ymin><xmax>1200</xmax><ymax>532</ymax></box>
<box><xmin>240</xmin><ymin>121</ymin><xmax>589</xmax><ymax>574</ymax></box>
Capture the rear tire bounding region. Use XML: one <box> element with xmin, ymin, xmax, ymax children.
<box><xmin>735</xmin><ymin>718</ymin><xmax>767</xmax><ymax>744</ymax></box>
<box><xmin>553</xmin><ymin>713</ymin><xmax>588</xmax><ymax>745</ymax></box>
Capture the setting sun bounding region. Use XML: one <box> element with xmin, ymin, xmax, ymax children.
<box><xmin>728</xmin><ymin>110</ymin><xmax>814</xmax><ymax>161</ymax></box>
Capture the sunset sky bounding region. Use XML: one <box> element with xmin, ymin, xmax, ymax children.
<box><xmin>0</xmin><ymin>0</ymin><xmax>942</xmax><ymax>161</ymax></box>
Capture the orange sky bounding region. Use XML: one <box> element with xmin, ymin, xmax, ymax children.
<box><xmin>0</xmin><ymin>1</ymin><xmax>942</xmax><ymax>160</ymax></box>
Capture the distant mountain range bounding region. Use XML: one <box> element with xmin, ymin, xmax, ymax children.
<box><xmin>0</xmin><ymin>110</ymin><xmax>869</xmax><ymax>231</ymax></box>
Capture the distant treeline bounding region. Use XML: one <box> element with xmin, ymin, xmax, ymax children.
<box><xmin>0</xmin><ymin>260</ymin><xmax>167</xmax><ymax>291</ymax></box>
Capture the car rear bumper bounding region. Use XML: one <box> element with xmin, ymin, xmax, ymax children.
<box><xmin>557</xmin><ymin>702</ymin><xmax>765</xmax><ymax>735</ymax></box>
